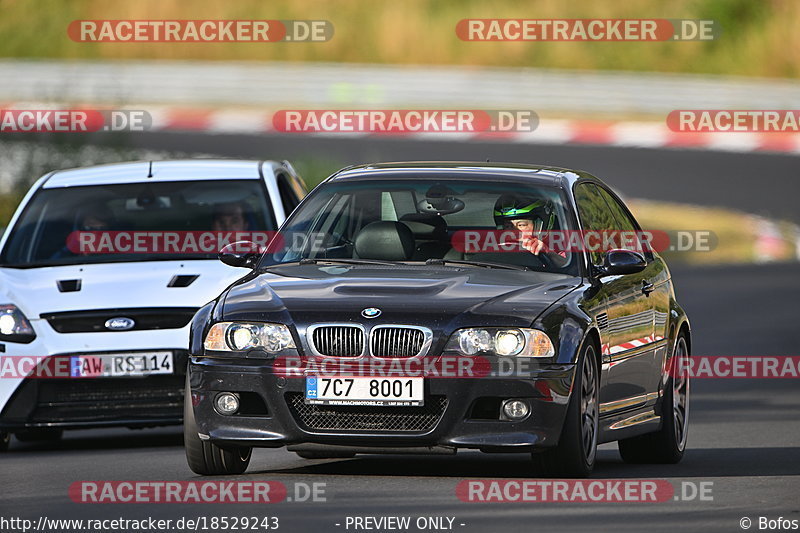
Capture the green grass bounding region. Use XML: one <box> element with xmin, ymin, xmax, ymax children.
<box><xmin>291</xmin><ymin>157</ymin><xmax>345</xmax><ymax>190</ymax></box>
<box><xmin>0</xmin><ymin>0</ymin><xmax>797</xmax><ymax>77</ymax></box>
<box><xmin>629</xmin><ymin>199</ymin><xmax>798</xmax><ymax>264</ymax></box>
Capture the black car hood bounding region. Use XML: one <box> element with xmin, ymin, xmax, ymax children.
<box><xmin>222</xmin><ymin>264</ymin><xmax>580</xmax><ymax>331</ymax></box>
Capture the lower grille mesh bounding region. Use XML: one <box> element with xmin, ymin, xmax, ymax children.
<box><xmin>286</xmin><ymin>393</ymin><xmax>447</xmax><ymax>432</ymax></box>
<box><xmin>30</xmin><ymin>375</ymin><xmax>184</xmax><ymax>422</ymax></box>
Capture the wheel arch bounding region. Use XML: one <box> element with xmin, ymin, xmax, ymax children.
<box><xmin>678</xmin><ymin>321</ymin><xmax>692</xmax><ymax>354</ymax></box>
<box><xmin>582</xmin><ymin>326</ymin><xmax>603</xmax><ymax>370</ymax></box>
<box><xmin>662</xmin><ymin>300</ymin><xmax>691</xmax><ymax>393</ymax></box>
<box><xmin>533</xmin><ymin>295</ymin><xmax>596</xmax><ymax>366</ymax></box>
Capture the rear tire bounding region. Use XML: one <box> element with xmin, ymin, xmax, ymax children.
<box><xmin>0</xmin><ymin>432</ymin><xmax>9</xmax><ymax>451</ymax></box>
<box><xmin>184</xmin><ymin>377</ymin><xmax>252</xmax><ymax>475</ymax></box>
<box><xmin>532</xmin><ymin>341</ymin><xmax>599</xmax><ymax>478</ymax></box>
<box><xmin>618</xmin><ymin>334</ymin><xmax>689</xmax><ymax>464</ymax></box>
<box><xmin>15</xmin><ymin>428</ymin><xmax>63</xmax><ymax>442</ymax></box>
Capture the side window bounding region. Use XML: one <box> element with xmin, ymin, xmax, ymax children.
<box><xmin>380</xmin><ymin>192</ymin><xmax>398</xmax><ymax>220</ymax></box>
<box><xmin>574</xmin><ymin>183</ymin><xmax>619</xmax><ymax>265</ymax></box>
<box><xmin>276</xmin><ymin>173</ymin><xmax>300</xmax><ymax>216</ymax></box>
<box><xmin>595</xmin><ymin>187</ymin><xmax>653</xmax><ymax>260</ymax></box>
<box><xmin>318</xmin><ymin>195</ymin><xmax>351</xmax><ymax>240</ymax></box>
<box><xmin>380</xmin><ymin>191</ymin><xmax>417</xmax><ymax>221</ymax></box>
<box><xmin>595</xmin><ymin>187</ymin><xmax>636</xmax><ymax>232</ymax></box>
<box><xmin>296</xmin><ymin>193</ymin><xmax>352</xmax><ymax>259</ymax></box>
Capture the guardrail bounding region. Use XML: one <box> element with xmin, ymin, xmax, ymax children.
<box><xmin>1</xmin><ymin>60</ymin><xmax>799</xmax><ymax>115</ymax></box>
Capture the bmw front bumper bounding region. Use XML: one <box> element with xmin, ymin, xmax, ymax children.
<box><xmin>188</xmin><ymin>357</ymin><xmax>577</xmax><ymax>452</ymax></box>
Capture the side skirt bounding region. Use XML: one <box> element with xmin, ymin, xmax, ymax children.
<box><xmin>598</xmin><ymin>404</ymin><xmax>662</xmax><ymax>444</ymax></box>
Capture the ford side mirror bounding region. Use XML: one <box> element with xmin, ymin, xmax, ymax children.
<box><xmin>218</xmin><ymin>241</ymin><xmax>262</xmax><ymax>269</ymax></box>
<box><xmin>597</xmin><ymin>249</ymin><xmax>646</xmax><ymax>277</ymax></box>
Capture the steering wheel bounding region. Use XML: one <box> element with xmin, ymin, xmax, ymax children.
<box><xmin>526</xmin><ymin>251</ymin><xmax>550</xmax><ymax>269</ymax></box>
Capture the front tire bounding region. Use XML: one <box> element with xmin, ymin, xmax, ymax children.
<box><xmin>532</xmin><ymin>341</ymin><xmax>599</xmax><ymax>477</ymax></box>
<box><xmin>618</xmin><ymin>334</ymin><xmax>689</xmax><ymax>464</ymax></box>
<box><xmin>0</xmin><ymin>432</ymin><xmax>9</xmax><ymax>451</ymax></box>
<box><xmin>184</xmin><ymin>377</ymin><xmax>252</xmax><ymax>475</ymax></box>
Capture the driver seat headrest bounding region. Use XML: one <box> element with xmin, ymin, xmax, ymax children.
<box><xmin>354</xmin><ymin>221</ymin><xmax>415</xmax><ymax>261</ymax></box>
<box><xmin>399</xmin><ymin>213</ymin><xmax>447</xmax><ymax>240</ymax></box>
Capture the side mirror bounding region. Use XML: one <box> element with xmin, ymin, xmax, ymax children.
<box><xmin>218</xmin><ymin>241</ymin><xmax>262</xmax><ymax>269</ymax></box>
<box><xmin>598</xmin><ymin>249</ymin><xmax>646</xmax><ymax>276</ymax></box>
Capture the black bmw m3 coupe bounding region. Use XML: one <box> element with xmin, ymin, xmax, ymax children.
<box><xmin>184</xmin><ymin>162</ymin><xmax>691</xmax><ymax>477</ymax></box>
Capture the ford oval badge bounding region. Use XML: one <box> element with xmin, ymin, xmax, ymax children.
<box><xmin>361</xmin><ymin>307</ymin><xmax>381</xmax><ymax>319</ymax></box>
<box><xmin>105</xmin><ymin>317</ymin><xmax>135</xmax><ymax>331</ymax></box>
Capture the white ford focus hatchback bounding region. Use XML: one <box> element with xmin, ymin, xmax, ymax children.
<box><xmin>0</xmin><ymin>159</ymin><xmax>306</xmax><ymax>449</ymax></box>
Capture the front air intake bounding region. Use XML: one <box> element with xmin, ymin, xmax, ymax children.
<box><xmin>370</xmin><ymin>326</ymin><xmax>429</xmax><ymax>357</ymax></box>
<box><xmin>309</xmin><ymin>325</ymin><xmax>365</xmax><ymax>357</ymax></box>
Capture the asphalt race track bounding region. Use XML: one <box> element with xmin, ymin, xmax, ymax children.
<box><xmin>120</xmin><ymin>131</ymin><xmax>800</xmax><ymax>222</ymax></box>
<box><xmin>1</xmin><ymin>135</ymin><xmax>798</xmax><ymax>533</ymax></box>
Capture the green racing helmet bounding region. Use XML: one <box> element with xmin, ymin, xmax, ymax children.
<box><xmin>493</xmin><ymin>194</ymin><xmax>556</xmax><ymax>232</ymax></box>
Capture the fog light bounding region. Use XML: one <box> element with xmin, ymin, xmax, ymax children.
<box><xmin>215</xmin><ymin>392</ymin><xmax>239</xmax><ymax>415</ymax></box>
<box><xmin>502</xmin><ymin>399</ymin><xmax>530</xmax><ymax>420</ymax></box>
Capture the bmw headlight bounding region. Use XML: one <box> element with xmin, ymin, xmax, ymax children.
<box><xmin>0</xmin><ymin>304</ymin><xmax>36</xmax><ymax>343</ymax></box>
<box><xmin>204</xmin><ymin>322</ymin><xmax>295</xmax><ymax>353</ymax></box>
<box><xmin>445</xmin><ymin>327</ymin><xmax>554</xmax><ymax>358</ymax></box>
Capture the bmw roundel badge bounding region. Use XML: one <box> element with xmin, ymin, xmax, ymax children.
<box><xmin>361</xmin><ymin>307</ymin><xmax>381</xmax><ymax>319</ymax></box>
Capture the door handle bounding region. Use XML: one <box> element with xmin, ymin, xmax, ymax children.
<box><xmin>641</xmin><ymin>280</ymin><xmax>655</xmax><ymax>296</ymax></box>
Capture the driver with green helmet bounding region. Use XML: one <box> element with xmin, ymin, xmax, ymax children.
<box><xmin>493</xmin><ymin>193</ymin><xmax>568</xmax><ymax>265</ymax></box>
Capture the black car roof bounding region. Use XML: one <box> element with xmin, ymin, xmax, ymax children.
<box><xmin>327</xmin><ymin>161</ymin><xmax>598</xmax><ymax>189</ymax></box>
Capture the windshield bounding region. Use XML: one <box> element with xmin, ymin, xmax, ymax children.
<box><xmin>1</xmin><ymin>180</ymin><xmax>276</xmax><ymax>267</ymax></box>
<box><xmin>263</xmin><ymin>178</ymin><xmax>579</xmax><ymax>275</ymax></box>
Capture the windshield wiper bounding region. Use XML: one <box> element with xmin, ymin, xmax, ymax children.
<box><xmin>303</xmin><ymin>258</ymin><xmax>403</xmax><ymax>266</ymax></box>
<box><xmin>423</xmin><ymin>258</ymin><xmax>530</xmax><ymax>271</ymax></box>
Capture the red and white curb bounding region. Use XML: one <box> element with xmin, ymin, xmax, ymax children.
<box><xmin>3</xmin><ymin>103</ymin><xmax>799</xmax><ymax>155</ymax></box>
<box><xmin>751</xmin><ymin>215</ymin><xmax>800</xmax><ymax>263</ymax></box>
<box><xmin>144</xmin><ymin>108</ymin><xmax>800</xmax><ymax>155</ymax></box>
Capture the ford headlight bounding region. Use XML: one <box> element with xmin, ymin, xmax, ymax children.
<box><xmin>445</xmin><ymin>327</ymin><xmax>554</xmax><ymax>358</ymax></box>
<box><xmin>0</xmin><ymin>304</ymin><xmax>36</xmax><ymax>343</ymax></box>
<box><xmin>204</xmin><ymin>322</ymin><xmax>295</xmax><ymax>353</ymax></box>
